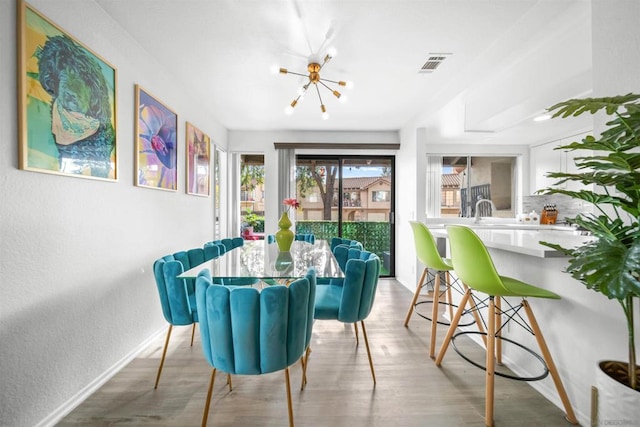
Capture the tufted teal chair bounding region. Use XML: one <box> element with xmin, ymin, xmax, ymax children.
<box><xmin>196</xmin><ymin>268</ymin><xmax>316</xmax><ymax>427</ymax></box>
<box><xmin>152</xmin><ymin>254</ymin><xmax>198</xmax><ymax>389</ymax></box>
<box><xmin>330</xmin><ymin>237</ymin><xmax>363</xmax><ymax>251</ymax></box>
<box><xmin>294</xmin><ymin>233</ymin><xmax>315</xmax><ymax>244</ymax></box>
<box><xmin>314</xmin><ymin>250</ymin><xmax>381</xmax><ymax>384</ymax></box>
<box><xmin>203</xmin><ymin>240</ymin><xmax>224</xmax><ymax>260</ymax></box>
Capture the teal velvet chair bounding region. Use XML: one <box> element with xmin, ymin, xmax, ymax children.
<box><xmin>267</xmin><ymin>234</ymin><xmax>314</xmax><ymax>244</ymax></box>
<box><xmin>152</xmin><ymin>247</ymin><xmax>225</xmax><ymax>389</ymax></box>
<box><xmin>196</xmin><ymin>268</ymin><xmax>316</xmax><ymax>427</ymax></box>
<box><xmin>330</xmin><ymin>237</ymin><xmax>363</xmax><ymax>251</ymax></box>
<box><xmin>203</xmin><ymin>240</ymin><xmax>224</xmax><ymax>260</ymax></box>
<box><xmin>152</xmin><ymin>254</ymin><xmax>198</xmax><ymax>389</ymax></box>
<box><xmin>319</xmin><ymin>244</ymin><xmax>373</xmax><ymax>286</ymax></box>
<box><xmin>313</xmin><ymin>249</ymin><xmax>381</xmax><ymax>384</ymax></box>
<box><xmin>295</xmin><ymin>233</ymin><xmax>315</xmax><ymax>244</ymax></box>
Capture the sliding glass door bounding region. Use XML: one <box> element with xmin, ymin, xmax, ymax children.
<box><xmin>296</xmin><ymin>155</ymin><xmax>395</xmax><ymax>277</ymax></box>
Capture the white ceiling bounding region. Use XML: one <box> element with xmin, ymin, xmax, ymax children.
<box><xmin>95</xmin><ymin>0</ymin><xmax>594</xmax><ymax>145</ymax></box>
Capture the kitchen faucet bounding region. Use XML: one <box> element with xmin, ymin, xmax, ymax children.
<box><xmin>474</xmin><ymin>199</ymin><xmax>496</xmax><ymax>224</ymax></box>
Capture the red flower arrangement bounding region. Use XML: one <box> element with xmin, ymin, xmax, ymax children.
<box><xmin>283</xmin><ymin>198</ymin><xmax>300</xmax><ymax>212</ymax></box>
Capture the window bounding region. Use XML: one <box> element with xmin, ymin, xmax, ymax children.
<box><xmin>438</xmin><ymin>156</ymin><xmax>516</xmax><ymax>218</ymax></box>
<box><xmin>372</xmin><ymin>190</ymin><xmax>390</xmax><ymax>202</ymax></box>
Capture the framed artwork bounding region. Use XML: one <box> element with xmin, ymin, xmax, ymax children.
<box><xmin>17</xmin><ymin>1</ymin><xmax>117</xmax><ymax>180</ymax></box>
<box><xmin>134</xmin><ymin>85</ymin><xmax>178</xmax><ymax>191</ymax></box>
<box><xmin>186</xmin><ymin>122</ymin><xmax>211</xmax><ymax>196</ymax></box>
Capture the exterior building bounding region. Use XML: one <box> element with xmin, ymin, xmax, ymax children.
<box><xmin>299</xmin><ymin>176</ymin><xmax>392</xmax><ymax>221</ymax></box>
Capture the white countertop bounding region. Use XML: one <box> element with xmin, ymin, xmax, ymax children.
<box><xmin>426</xmin><ymin>221</ymin><xmax>594</xmax><ymax>258</ymax></box>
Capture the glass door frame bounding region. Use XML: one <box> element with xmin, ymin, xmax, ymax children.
<box><xmin>296</xmin><ymin>154</ymin><xmax>395</xmax><ymax>277</ymax></box>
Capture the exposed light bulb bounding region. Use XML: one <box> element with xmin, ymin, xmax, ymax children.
<box><xmin>339</xmin><ymin>94</ymin><xmax>348</xmax><ymax>104</ymax></box>
<box><xmin>321</xmin><ymin>104</ymin><xmax>329</xmax><ymax>120</ymax></box>
<box><xmin>269</xmin><ymin>64</ymin><xmax>281</xmax><ymax>75</ymax></box>
<box><xmin>534</xmin><ymin>114</ymin><xmax>552</xmax><ymax>122</ymax></box>
<box><xmin>326</xmin><ymin>47</ymin><xmax>337</xmax><ymax>58</ymax></box>
<box><xmin>284</xmin><ymin>105</ymin><xmax>294</xmax><ymax>115</ymax></box>
<box><xmin>345</xmin><ymin>81</ymin><xmax>354</xmax><ymax>89</ymax></box>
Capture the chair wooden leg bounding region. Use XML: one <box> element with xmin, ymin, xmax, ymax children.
<box><xmin>404</xmin><ymin>267</ymin><xmax>428</xmax><ymax>326</ymax></box>
<box><xmin>301</xmin><ymin>346</ymin><xmax>311</xmax><ymax>390</ymax></box>
<box><xmin>429</xmin><ymin>272</ymin><xmax>441</xmax><ymax>359</ymax></box>
<box><xmin>202</xmin><ymin>368</ymin><xmax>216</xmax><ymax>427</ymax></box>
<box><xmin>485</xmin><ymin>297</ymin><xmax>496</xmax><ymax>427</ymax></box>
<box><xmin>446</xmin><ymin>271</ymin><xmax>454</xmax><ymax>320</ymax></box>
<box><xmin>522</xmin><ymin>300</ymin><xmax>578</xmax><ymax>424</ymax></box>
<box><xmin>495</xmin><ymin>297</ymin><xmax>502</xmax><ymax>365</ymax></box>
<box><xmin>154</xmin><ymin>325</ymin><xmax>173</xmax><ymax>389</ymax></box>
<box><xmin>226</xmin><ymin>373</ymin><xmax>232</xmax><ymax>391</ymax></box>
<box><xmin>360</xmin><ymin>320</ymin><xmax>376</xmax><ymax>385</ymax></box>
<box><xmin>191</xmin><ymin>323</ymin><xmax>197</xmax><ymax>346</ymax></box>
<box><xmin>354</xmin><ymin>322</ymin><xmax>359</xmax><ymax>345</ymax></box>
<box><xmin>285</xmin><ymin>367</ymin><xmax>294</xmax><ymax>427</ymax></box>
<box><xmin>435</xmin><ymin>289</ymin><xmax>471</xmax><ymax>366</ymax></box>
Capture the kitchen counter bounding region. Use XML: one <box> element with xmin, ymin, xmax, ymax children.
<box><xmin>425</xmin><ymin>219</ymin><xmax>594</xmax><ymax>258</ymax></box>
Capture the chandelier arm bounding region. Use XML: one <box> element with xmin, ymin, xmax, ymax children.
<box><xmin>320</xmin><ymin>78</ymin><xmax>344</xmax><ymax>85</ymax></box>
<box><xmin>314</xmin><ymin>83</ymin><xmax>324</xmax><ymax>105</ymax></box>
<box><xmin>319</xmin><ymin>54</ymin><xmax>332</xmax><ymax>71</ymax></box>
<box><xmin>318</xmin><ymin>81</ymin><xmax>334</xmax><ymax>92</ymax></box>
<box><xmin>284</xmin><ymin>70</ymin><xmax>309</xmax><ymax>78</ymax></box>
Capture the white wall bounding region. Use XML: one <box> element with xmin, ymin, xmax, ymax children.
<box><xmin>0</xmin><ymin>1</ymin><xmax>227</xmax><ymax>425</ymax></box>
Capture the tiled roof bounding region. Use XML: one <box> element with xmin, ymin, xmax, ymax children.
<box><xmin>343</xmin><ymin>176</ymin><xmax>390</xmax><ymax>190</ymax></box>
<box><xmin>442</xmin><ymin>173</ymin><xmax>461</xmax><ymax>188</ymax></box>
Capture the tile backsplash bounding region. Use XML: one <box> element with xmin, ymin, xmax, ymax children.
<box><xmin>522</xmin><ymin>194</ymin><xmax>594</xmax><ymax>223</ymax></box>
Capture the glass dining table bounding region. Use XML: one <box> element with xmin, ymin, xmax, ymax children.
<box><xmin>178</xmin><ymin>239</ymin><xmax>344</xmax><ymax>281</ymax></box>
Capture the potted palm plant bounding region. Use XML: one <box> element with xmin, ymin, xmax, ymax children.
<box><xmin>538</xmin><ymin>94</ymin><xmax>640</xmax><ymax>418</ymax></box>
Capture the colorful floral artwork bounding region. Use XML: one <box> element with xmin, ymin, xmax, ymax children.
<box><xmin>186</xmin><ymin>122</ymin><xmax>210</xmax><ymax>196</ymax></box>
<box><xmin>135</xmin><ymin>85</ymin><xmax>178</xmax><ymax>191</ymax></box>
<box><xmin>18</xmin><ymin>2</ymin><xmax>117</xmax><ymax>180</ymax></box>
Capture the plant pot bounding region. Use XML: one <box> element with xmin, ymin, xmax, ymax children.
<box><xmin>275</xmin><ymin>212</ymin><xmax>294</xmax><ymax>252</ymax></box>
<box><xmin>594</xmin><ymin>360</ymin><xmax>640</xmax><ymax>423</ymax></box>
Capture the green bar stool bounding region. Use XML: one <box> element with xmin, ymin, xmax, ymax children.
<box><xmin>405</xmin><ymin>221</ymin><xmax>480</xmax><ymax>359</ymax></box>
<box><xmin>435</xmin><ymin>225</ymin><xmax>577</xmax><ymax>427</ymax></box>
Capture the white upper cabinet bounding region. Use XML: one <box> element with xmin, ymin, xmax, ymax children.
<box><xmin>530</xmin><ymin>131</ymin><xmax>592</xmax><ymax>194</ymax></box>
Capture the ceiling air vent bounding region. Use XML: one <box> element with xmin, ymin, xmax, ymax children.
<box><xmin>419</xmin><ymin>53</ymin><xmax>451</xmax><ymax>74</ymax></box>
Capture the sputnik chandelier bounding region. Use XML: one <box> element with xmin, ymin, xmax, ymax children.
<box><xmin>279</xmin><ymin>51</ymin><xmax>352</xmax><ymax>120</ymax></box>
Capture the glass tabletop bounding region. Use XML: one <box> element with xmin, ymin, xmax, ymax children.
<box><xmin>178</xmin><ymin>239</ymin><xmax>344</xmax><ymax>280</ymax></box>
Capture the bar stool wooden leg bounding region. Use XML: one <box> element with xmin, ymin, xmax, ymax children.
<box><xmin>495</xmin><ymin>297</ymin><xmax>502</xmax><ymax>365</ymax></box>
<box><xmin>429</xmin><ymin>272</ymin><xmax>441</xmax><ymax>358</ymax></box>
<box><xmin>464</xmin><ymin>285</ymin><xmax>488</xmax><ymax>347</ymax></box>
<box><xmin>435</xmin><ymin>289</ymin><xmax>472</xmax><ymax>365</ymax></box>
<box><xmin>446</xmin><ymin>271</ymin><xmax>454</xmax><ymax>320</ymax></box>
<box><xmin>191</xmin><ymin>323</ymin><xmax>197</xmax><ymax>346</ymax></box>
<box><xmin>404</xmin><ymin>267</ymin><xmax>428</xmax><ymax>326</ymax></box>
<box><xmin>522</xmin><ymin>300</ymin><xmax>578</xmax><ymax>424</ymax></box>
<box><xmin>485</xmin><ymin>297</ymin><xmax>496</xmax><ymax>427</ymax></box>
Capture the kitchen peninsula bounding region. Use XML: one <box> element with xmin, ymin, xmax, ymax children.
<box><xmin>423</xmin><ymin>219</ymin><xmax>618</xmax><ymax>424</ymax></box>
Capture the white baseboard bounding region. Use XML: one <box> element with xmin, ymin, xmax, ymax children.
<box><xmin>35</xmin><ymin>326</ymin><xmax>168</xmax><ymax>427</ymax></box>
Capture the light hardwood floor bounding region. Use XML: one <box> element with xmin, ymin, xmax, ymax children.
<box><xmin>58</xmin><ymin>279</ymin><xmax>575</xmax><ymax>427</ymax></box>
